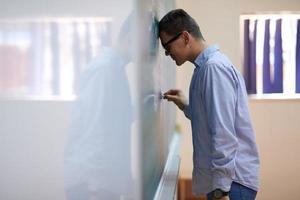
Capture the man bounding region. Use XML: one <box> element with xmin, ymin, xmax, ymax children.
<box><xmin>159</xmin><ymin>9</ymin><xmax>259</xmax><ymax>200</ymax></box>
<box><xmin>64</xmin><ymin>15</ymin><xmax>134</xmax><ymax>200</ymax></box>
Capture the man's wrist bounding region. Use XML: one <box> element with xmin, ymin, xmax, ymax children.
<box><xmin>213</xmin><ymin>188</ymin><xmax>229</xmax><ymax>199</ymax></box>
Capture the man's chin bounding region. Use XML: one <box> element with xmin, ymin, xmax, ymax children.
<box><xmin>175</xmin><ymin>60</ymin><xmax>184</xmax><ymax>66</ymax></box>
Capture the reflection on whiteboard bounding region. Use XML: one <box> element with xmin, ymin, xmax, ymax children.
<box><xmin>0</xmin><ymin>18</ymin><xmax>111</xmax><ymax>98</ymax></box>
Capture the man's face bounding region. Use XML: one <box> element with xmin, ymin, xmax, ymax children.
<box><xmin>159</xmin><ymin>31</ymin><xmax>188</xmax><ymax>66</ymax></box>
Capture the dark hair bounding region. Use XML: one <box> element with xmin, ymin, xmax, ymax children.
<box><xmin>158</xmin><ymin>9</ymin><xmax>204</xmax><ymax>40</ymax></box>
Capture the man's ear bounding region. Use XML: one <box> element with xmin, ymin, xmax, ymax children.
<box><xmin>182</xmin><ymin>31</ymin><xmax>190</xmax><ymax>45</ymax></box>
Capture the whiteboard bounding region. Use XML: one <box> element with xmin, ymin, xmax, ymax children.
<box><xmin>0</xmin><ymin>0</ymin><xmax>177</xmax><ymax>199</ymax></box>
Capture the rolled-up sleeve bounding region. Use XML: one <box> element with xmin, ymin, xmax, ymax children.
<box><xmin>202</xmin><ymin>63</ymin><xmax>238</xmax><ymax>192</ymax></box>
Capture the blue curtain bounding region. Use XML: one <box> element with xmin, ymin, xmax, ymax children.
<box><xmin>243</xmin><ymin>19</ymin><xmax>257</xmax><ymax>94</ymax></box>
<box><xmin>263</xmin><ymin>19</ymin><xmax>283</xmax><ymax>93</ymax></box>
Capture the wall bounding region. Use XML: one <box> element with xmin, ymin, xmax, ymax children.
<box><xmin>174</xmin><ymin>0</ymin><xmax>300</xmax><ymax>199</ymax></box>
<box><xmin>0</xmin><ymin>100</ymin><xmax>71</xmax><ymax>200</ymax></box>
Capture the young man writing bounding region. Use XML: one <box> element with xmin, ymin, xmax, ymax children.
<box><xmin>159</xmin><ymin>9</ymin><xmax>259</xmax><ymax>200</ymax></box>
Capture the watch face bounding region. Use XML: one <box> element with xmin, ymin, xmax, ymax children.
<box><xmin>213</xmin><ymin>189</ymin><xmax>223</xmax><ymax>199</ymax></box>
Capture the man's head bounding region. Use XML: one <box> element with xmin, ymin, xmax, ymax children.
<box><xmin>159</xmin><ymin>9</ymin><xmax>204</xmax><ymax>66</ymax></box>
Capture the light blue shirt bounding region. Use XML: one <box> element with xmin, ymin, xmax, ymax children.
<box><xmin>184</xmin><ymin>45</ymin><xmax>259</xmax><ymax>195</ymax></box>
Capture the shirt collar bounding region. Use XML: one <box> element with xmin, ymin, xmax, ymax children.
<box><xmin>193</xmin><ymin>45</ymin><xmax>219</xmax><ymax>68</ymax></box>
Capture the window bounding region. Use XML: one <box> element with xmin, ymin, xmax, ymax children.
<box><xmin>241</xmin><ymin>13</ymin><xmax>300</xmax><ymax>98</ymax></box>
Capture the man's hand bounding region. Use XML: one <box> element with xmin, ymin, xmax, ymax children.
<box><xmin>163</xmin><ymin>89</ymin><xmax>187</xmax><ymax>111</ymax></box>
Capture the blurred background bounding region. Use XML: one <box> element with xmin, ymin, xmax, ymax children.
<box><xmin>1</xmin><ymin>0</ymin><xmax>300</xmax><ymax>200</ymax></box>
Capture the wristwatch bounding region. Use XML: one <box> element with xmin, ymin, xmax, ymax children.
<box><xmin>213</xmin><ymin>188</ymin><xmax>229</xmax><ymax>199</ymax></box>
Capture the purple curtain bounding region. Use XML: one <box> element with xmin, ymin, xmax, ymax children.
<box><xmin>273</xmin><ymin>19</ymin><xmax>283</xmax><ymax>92</ymax></box>
<box><xmin>263</xmin><ymin>19</ymin><xmax>283</xmax><ymax>93</ymax></box>
<box><xmin>296</xmin><ymin>19</ymin><xmax>300</xmax><ymax>93</ymax></box>
<box><xmin>243</xmin><ymin>19</ymin><xmax>257</xmax><ymax>94</ymax></box>
<box><xmin>263</xmin><ymin>19</ymin><xmax>271</xmax><ymax>93</ymax></box>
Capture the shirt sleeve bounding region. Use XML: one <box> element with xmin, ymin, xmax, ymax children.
<box><xmin>202</xmin><ymin>63</ymin><xmax>238</xmax><ymax>192</ymax></box>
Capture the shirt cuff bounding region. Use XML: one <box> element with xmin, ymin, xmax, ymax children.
<box><xmin>212</xmin><ymin>175</ymin><xmax>232</xmax><ymax>192</ymax></box>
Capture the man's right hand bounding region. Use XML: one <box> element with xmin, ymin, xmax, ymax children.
<box><xmin>163</xmin><ymin>89</ymin><xmax>187</xmax><ymax>111</ymax></box>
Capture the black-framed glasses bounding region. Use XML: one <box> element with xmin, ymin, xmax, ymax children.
<box><xmin>162</xmin><ymin>32</ymin><xmax>183</xmax><ymax>54</ymax></box>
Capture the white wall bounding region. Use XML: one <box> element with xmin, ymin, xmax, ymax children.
<box><xmin>0</xmin><ymin>100</ymin><xmax>71</xmax><ymax>200</ymax></box>
<box><xmin>175</xmin><ymin>0</ymin><xmax>300</xmax><ymax>199</ymax></box>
